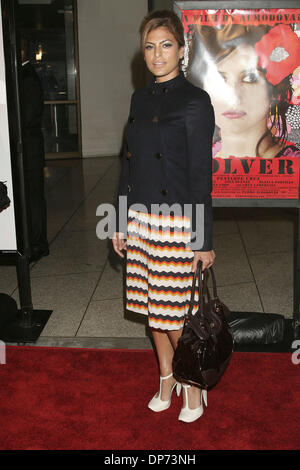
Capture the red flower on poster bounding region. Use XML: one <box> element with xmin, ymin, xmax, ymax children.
<box><xmin>255</xmin><ymin>24</ymin><xmax>300</xmax><ymax>85</ymax></box>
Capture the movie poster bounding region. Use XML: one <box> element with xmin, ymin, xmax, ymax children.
<box><xmin>175</xmin><ymin>3</ymin><xmax>300</xmax><ymax>199</ymax></box>
<box><xmin>0</xmin><ymin>0</ymin><xmax>17</xmax><ymax>251</ymax></box>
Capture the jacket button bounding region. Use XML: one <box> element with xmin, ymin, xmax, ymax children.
<box><xmin>161</xmin><ymin>189</ymin><xmax>168</xmax><ymax>196</ymax></box>
<box><xmin>128</xmin><ymin>184</ymin><xmax>132</xmax><ymax>192</ymax></box>
<box><xmin>127</xmin><ymin>151</ymin><xmax>132</xmax><ymax>159</ymax></box>
<box><xmin>150</xmin><ymin>89</ymin><xmax>155</xmax><ymax>95</ymax></box>
<box><xmin>155</xmin><ymin>152</ymin><xmax>163</xmax><ymax>159</ymax></box>
<box><xmin>129</xmin><ymin>117</ymin><xmax>135</xmax><ymax>123</ymax></box>
<box><xmin>152</xmin><ymin>116</ymin><xmax>158</xmax><ymax>123</ymax></box>
<box><xmin>163</xmin><ymin>87</ymin><xmax>168</xmax><ymax>93</ymax></box>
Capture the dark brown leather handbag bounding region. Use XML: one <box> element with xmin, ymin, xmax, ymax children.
<box><xmin>172</xmin><ymin>261</ymin><xmax>233</xmax><ymax>391</ymax></box>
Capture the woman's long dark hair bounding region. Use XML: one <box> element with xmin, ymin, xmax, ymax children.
<box><xmin>187</xmin><ymin>23</ymin><xmax>294</xmax><ymax>157</ymax></box>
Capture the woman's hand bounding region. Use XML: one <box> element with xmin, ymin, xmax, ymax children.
<box><xmin>112</xmin><ymin>232</ymin><xmax>127</xmax><ymax>258</ymax></box>
<box><xmin>191</xmin><ymin>250</ymin><xmax>215</xmax><ymax>272</ymax></box>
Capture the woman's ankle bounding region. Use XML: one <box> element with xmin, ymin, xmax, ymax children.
<box><xmin>182</xmin><ymin>385</ymin><xmax>201</xmax><ymax>409</ymax></box>
<box><xmin>159</xmin><ymin>375</ymin><xmax>176</xmax><ymax>401</ymax></box>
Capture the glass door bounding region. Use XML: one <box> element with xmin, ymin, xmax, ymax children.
<box><xmin>17</xmin><ymin>0</ymin><xmax>81</xmax><ymax>159</ymax></box>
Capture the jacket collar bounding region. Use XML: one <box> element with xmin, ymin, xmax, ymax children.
<box><xmin>149</xmin><ymin>70</ymin><xmax>186</xmax><ymax>95</ymax></box>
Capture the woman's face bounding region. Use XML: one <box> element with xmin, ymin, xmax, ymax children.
<box><xmin>144</xmin><ymin>26</ymin><xmax>184</xmax><ymax>82</ymax></box>
<box><xmin>202</xmin><ymin>44</ymin><xmax>271</xmax><ymax>135</ymax></box>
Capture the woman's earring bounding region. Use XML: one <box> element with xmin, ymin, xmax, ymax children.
<box><xmin>269</xmin><ymin>104</ymin><xmax>279</xmax><ymax>137</ymax></box>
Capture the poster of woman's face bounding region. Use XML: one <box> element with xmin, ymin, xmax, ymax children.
<box><xmin>178</xmin><ymin>5</ymin><xmax>300</xmax><ymax>198</ymax></box>
<box><xmin>0</xmin><ymin>1</ymin><xmax>17</xmax><ymax>251</ymax></box>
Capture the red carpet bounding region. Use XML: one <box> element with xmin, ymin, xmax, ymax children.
<box><xmin>0</xmin><ymin>346</ymin><xmax>299</xmax><ymax>450</ymax></box>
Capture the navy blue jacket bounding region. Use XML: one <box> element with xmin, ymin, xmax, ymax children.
<box><xmin>115</xmin><ymin>70</ymin><xmax>215</xmax><ymax>251</ymax></box>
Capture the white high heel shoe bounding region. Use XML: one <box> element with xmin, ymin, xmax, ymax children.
<box><xmin>178</xmin><ymin>384</ymin><xmax>208</xmax><ymax>423</ymax></box>
<box><xmin>148</xmin><ymin>372</ymin><xmax>182</xmax><ymax>412</ymax></box>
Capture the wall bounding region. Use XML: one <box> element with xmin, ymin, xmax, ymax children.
<box><xmin>77</xmin><ymin>0</ymin><xmax>148</xmax><ymax>157</ymax></box>
<box><xmin>151</xmin><ymin>0</ymin><xmax>174</xmax><ymax>10</ymax></box>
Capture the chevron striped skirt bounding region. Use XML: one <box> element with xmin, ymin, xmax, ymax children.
<box><xmin>126</xmin><ymin>208</ymin><xmax>198</xmax><ymax>331</ymax></box>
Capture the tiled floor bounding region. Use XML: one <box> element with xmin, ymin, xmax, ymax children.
<box><xmin>1</xmin><ymin>156</ymin><xmax>298</xmax><ymax>348</ymax></box>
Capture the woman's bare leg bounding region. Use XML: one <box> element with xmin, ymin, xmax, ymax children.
<box><xmin>151</xmin><ymin>328</ymin><xmax>176</xmax><ymax>401</ymax></box>
<box><xmin>167</xmin><ymin>329</ymin><xmax>201</xmax><ymax>410</ymax></box>
<box><xmin>167</xmin><ymin>328</ymin><xmax>183</xmax><ymax>350</ymax></box>
<box><xmin>151</xmin><ymin>327</ymin><xmax>201</xmax><ymax>408</ymax></box>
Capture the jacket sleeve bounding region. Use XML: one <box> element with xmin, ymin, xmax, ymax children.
<box><xmin>185</xmin><ymin>91</ymin><xmax>215</xmax><ymax>251</ymax></box>
<box><xmin>115</xmin><ymin>91</ymin><xmax>135</xmax><ymax>234</ymax></box>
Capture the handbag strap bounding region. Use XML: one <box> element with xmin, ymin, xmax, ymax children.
<box><xmin>202</xmin><ymin>264</ymin><xmax>218</xmax><ymax>301</ymax></box>
<box><xmin>208</xmin><ymin>265</ymin><xmax>218</xmax><ymax>299</ymax></box>
<box><xmin>186</xmin><ymin>261</ymin><xmax>218</xmax><ymax>319</ymax></box>
<box><xmin>186</xmin><ymin>261</ymin><xmax>204</xmax><ymax>318</ymax></box>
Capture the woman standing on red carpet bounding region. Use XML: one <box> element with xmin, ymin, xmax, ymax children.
<box><xmin>113</xmin><ymin>10</ymin><xmax>215</xmax><ymax>423</ymax></box>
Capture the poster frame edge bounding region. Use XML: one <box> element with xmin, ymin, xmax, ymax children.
<box><xmin>174</xmin><ymin>0</ymin><xmax>300</xmax><ymax>11</ymax></box>
<box><xmin>174</xmin><ymin>0</ymin><xmax>300</xmax><ymax>208</ymax></box>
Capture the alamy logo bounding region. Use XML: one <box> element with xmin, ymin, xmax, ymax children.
<box><xmin>291</xmin><ymin>340</ymin><xmax>300</xmax><ymax>365</ymax></box>
<box><xmin>95</xmin><ymin>197</ymin><xmax>205</xmax><ymax>250</ymax></box>
<box><xmin>0</xmin><ymin>341</ymin><xmax>6</xmax><ymax>365</ymax></box>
